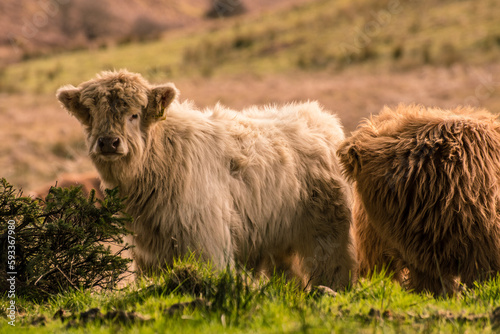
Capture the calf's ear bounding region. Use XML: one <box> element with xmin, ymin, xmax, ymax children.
<box><xmin>56</xmin><ymin>85</ymin><xmax>91</xmax><ymax>126</ymax></box>
<box><xmin>337</xmin><ymin>140</ymin><xmax>362</xmax><ymax>180</ymax></box>
<box><xmin>145</xmin><ymin>84</ymin><xmax>178</xmax><ymax>123</ymax></box>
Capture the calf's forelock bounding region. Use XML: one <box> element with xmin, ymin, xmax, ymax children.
<box><xmin>79</xmin><ymin>71</ymin><xmax>150</xmax><ymax>113</ymax></box>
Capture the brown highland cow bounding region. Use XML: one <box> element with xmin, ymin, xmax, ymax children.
<box><xmin>338</xmin><ymin>104</ymin><xmax>500</xmax><ymax>295</ymax></box>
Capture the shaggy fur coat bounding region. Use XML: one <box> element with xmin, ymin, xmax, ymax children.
<box><xmin>338</xmin><ymin>104</ymin><xmax>500</xmax><ymax>295</ymax></box>
<box><xmin>57</xmin><ymin>70</ymin><xmax>357</xmax><ymax>290</ymax></box>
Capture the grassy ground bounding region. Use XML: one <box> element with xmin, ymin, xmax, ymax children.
<box><xmin>1</xmin><ymin>257</ymin><xmax>500</xmax><ymax>333</ymax></box>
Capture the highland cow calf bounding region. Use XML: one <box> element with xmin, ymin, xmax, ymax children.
<box><xmin>56</xmin><ymin>70</ymin><xmax>356</xmax><ymax>290</ymax></box>
<box><xmin>338</xmin><ymin>104</ymin><xmax>500</xmax><ymax>295</ymax></box>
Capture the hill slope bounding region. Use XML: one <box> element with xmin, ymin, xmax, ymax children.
<box><xmin>1</xmin><ymin>0</ymin><xmax>499</xmax><ymax>94</ymax></box>
<box><xmin>0</xmin><ymin>0</ymin><xmax>311</xmax><ymax>64</ymax></box>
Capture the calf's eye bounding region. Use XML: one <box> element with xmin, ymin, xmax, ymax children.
<box><xmin>130</xmin><ymin>114</ymin><xmax>139</xmax><ymax>121</ymax></box>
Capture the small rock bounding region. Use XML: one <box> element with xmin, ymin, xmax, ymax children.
<box><xmin>313</xmin><ymin>285</ymin><xmax>337</xmax><ymax>297</ymax></box>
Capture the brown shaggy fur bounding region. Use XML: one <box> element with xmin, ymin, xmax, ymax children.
<box><xmin>338</xmin><ymin>104</ymin><xmax>500</xmax><ymax>295</ymax></box>
<box><xmin>56</xmin><ymin>70</ymin><xmax>356</xmax><ymax>290</ymax></box>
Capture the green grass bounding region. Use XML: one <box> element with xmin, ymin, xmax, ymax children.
<box><xmin>2</xmin><ymin>257</ymin><xmax>500</xmax><ymax>333</ymax></box>
<box><xmin>2</xmin><ymin>0</ymin><xmax>500</xmax><ymax>94</ymax></box>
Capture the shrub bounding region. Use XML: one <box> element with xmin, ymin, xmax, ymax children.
<box><xmin>206</xmin><ymin>0</ymin><xmax>247</xmax><ymax>18</ymax></box>
<box><xmin>0</xmin><ymin>178</ymin><xmax>132</xmax><ymax>300</ymax></box>
<box><xmin>128</xmin><ymin>16</ymin><xmax>167</xmax><ymax>42</ymax></box>
<box><xmin>59</xmin><ymin>0</ymin><xmax>120</xmax><ymax>41</ymax></box>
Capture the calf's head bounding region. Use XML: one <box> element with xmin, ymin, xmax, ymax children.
<box><xmin>57</xmin><ymin>70</ymin><xmax>177</xmax><ymax>166</ymax></box>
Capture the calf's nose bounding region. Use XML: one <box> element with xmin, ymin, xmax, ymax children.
<box><xmin>98</xmin><ymin>137</ymin><xmax>120</xmax><ymax>154</ymax></box>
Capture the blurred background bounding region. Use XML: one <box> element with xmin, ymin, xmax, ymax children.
<box><xmin>0</xmin><ymin>0</ymin><xmax>499</xmax><ymax>192</ymax></box>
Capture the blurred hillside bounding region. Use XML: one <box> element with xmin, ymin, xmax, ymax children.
<box><xmin>1</xmin><ymin>0</ymin><xmax>197</xmax><ymax>64</ymax></box>
<box><xmin>0</xmin><ymin>0</ymin><xmax>499</xmax><ymax>191</ymax></box>
<box><xmin>1</xmin><ymin>0</ymin><xmax>499</xmax><ymax>94</ymax></box>
<box><xmin>0</xmin><ymin>0</ymin><xmax>309</xmax><ymax>64</ymax></box>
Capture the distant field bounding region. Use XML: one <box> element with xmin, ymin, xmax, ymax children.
<box><xmin>1</xmin><ymin>0</ymin><xmax>499</xmax><ymax>94</ymax></box>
